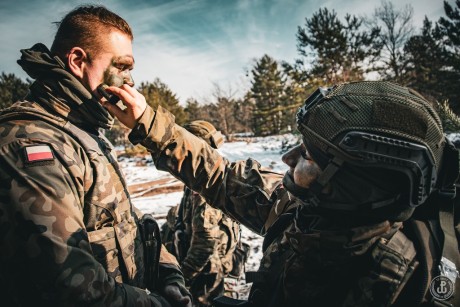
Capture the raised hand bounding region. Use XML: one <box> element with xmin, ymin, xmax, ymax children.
<box><xmin>101</xmin><ymin>84</ymin><xmax>147</xmax><ymax>129</ymax></box>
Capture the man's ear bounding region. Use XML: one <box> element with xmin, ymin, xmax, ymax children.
<box><xmin>67</xmin><ymin>47</ymin><xmax>87</xmax><ymax>79</ymax></box>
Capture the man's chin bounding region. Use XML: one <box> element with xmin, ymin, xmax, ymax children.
<box><xmin>282</xmin><ymin>172</ymin><xmax>313</xmax><ymax>199</ymax></box>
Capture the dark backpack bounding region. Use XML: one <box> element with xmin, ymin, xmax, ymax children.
<box><xmin>395</xmin><ymin>139</ymin><xmax>460</xmax><ymax>306</ymax></box>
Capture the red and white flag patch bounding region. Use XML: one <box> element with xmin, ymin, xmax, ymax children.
<box><xmin>24</xmin><ymin>145</ymin><xmax>54</xmax><ymax>163</ymax></box>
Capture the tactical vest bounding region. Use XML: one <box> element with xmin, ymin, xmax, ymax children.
<box><xmin>246</xmin><ymin>184</ymin><xmax>436</xmax><ymax>307</ymax></box>
<box><xmin>0</xmin><ymin>103</ymin><xmax>146</xmax><ymax>288</ymax></box>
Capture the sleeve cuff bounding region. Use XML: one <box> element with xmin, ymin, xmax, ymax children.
<box><xmin>128</xmin><ymin>106</ymin><xmax>155</xmax><ymax>145</ymax></box>
<box><xmin>159</xmin><ymin>264</ymin><xmax>187</xmax><ymax>288</ymax></box>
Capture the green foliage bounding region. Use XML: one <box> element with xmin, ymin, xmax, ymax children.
<box><xmin>138</xmin><ymin>78</ymin><xmax>187</xmax><ymax>125</ymax></box>
<box><xmin>296</xmin><ymin>8</ymin><xmax>380</xmax><ymax>86</ymax></box>
<box><xmin>404</xmin><ymin>16</ymin><xmax>460</xmax><ymax>114</ymax></box>
<box><xmin>231</xmin><ymin>98</ymin><xmax>253</xmax><ymax>136</ymax></box>
<box><xmin>0</xmin><ymin>73</ymin><xmax>30</xmax><ymax>109</ymax></box>
<box><xmin>436</xmin><ymin>0</ymin><xmax>460</xmax><ymax>112</ymax></box>
<box><xmin>439</xmin><ymin>0</ymin><xmax>460</xmax><ymax>48</ymax></box>
<box><xmin>184</xmin><ymin>98</ymin><xmax>206</xmax><ymax>122</ymax></box>
<box><xmin>183</xmin><ymin>87</ymin><xmax>254</xmax><ymax>139</ymax></box>
<box><xmin>249</xmin><ymin>54</ymin><xmax>292</xmax><ymax>136</ymax></box>
<box><xmin>436</xmin><ymin>100</ymin><xmax>460</xmax><ymax>133</ymax></box>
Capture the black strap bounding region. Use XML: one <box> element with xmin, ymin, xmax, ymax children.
<box><xmin>430</xmin><ymin>139</ymin><xmax>460</xmax><ymax>305</ymax></box>
<box><xmin>437</xmin><ymin>140</ymin><xmax>460</xmax><ymax>279</ymax></box>
<box><xmin>173</xmin><ymin>187</ymin><xmax>192</xmax><ymax>263</ymax></box>
<box><xmin>439</xmin><ymin>195</ymin><xmax>459</xmax><ymax>276</ymax></box>
<box><xmin>141</xmin><ymin>214</ymin><xmax>161</xmax><ymax>291</ymax></box>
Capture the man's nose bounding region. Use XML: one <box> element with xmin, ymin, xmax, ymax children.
<box><xmin>282</xmin><ymin>147</ymin><xmax>299</xmax><ymax>168</ymax></box>
<box><xmin>123</xmin><ymin>71</ymin><xmax>134</xmax><ymax>87</ymax></box>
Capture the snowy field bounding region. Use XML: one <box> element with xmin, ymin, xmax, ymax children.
<box><xmin>121</xmin><ymin>134</ymin><xmax>297</xmax><ymax>298</ymax></box>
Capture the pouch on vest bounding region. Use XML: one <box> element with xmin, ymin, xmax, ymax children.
<box><xmin>88</xmin><ymin>227</ymin><xmax>123</xmax><ymax>283</ymax></box>
<box><xmin>139</xmin><ymin>213</ymin><xmax>161</xmax><ymax>291</ymax></box>
<box><xmin>343</xmin><ymin>231</ymin><xmax>418</xmax><ymax>307</ymax></box>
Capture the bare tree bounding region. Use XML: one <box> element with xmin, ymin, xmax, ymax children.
<box><xmin>205</xmin><ymin>83</ymin><xmax>244</xmax><ymax>141</ymax></box>
<box><xmin>366</xmin><ymin>0</ymin><xmax>414</xmax><ymax>81</ymax></box>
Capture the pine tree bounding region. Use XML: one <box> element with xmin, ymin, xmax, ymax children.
<box><xmin>137</xmin><ymin>78</ymin><xmax>187</xmax><ymax>125</ymax></box>
<box><xmin>438</xmin><ymin>0</ymin><xmax>460</xmax><ymax>112</ymax></box>
<box><xmin>436</xmin><ymin>100</ymin><xmax>460</xmax><ymax>133</ymax></box>
<box><xmin>439</xmin><ymin>0</ymin><xmax>460</xmax><ymax>48</ymax></box>
<box><xmin>404</xmin><ymin>18</ymin><xmax>451</xmax><ymax>103</ymax></box>
<box><xmin>232</xmin><ymin>98</ymin><xmax>253</xmax><ymax>135</ymax></box>
<box><xmin>282</xmin><ymin>62</ymin><xmax>316</xmax><ymax>132</ymax></box>
<box><xmin>184</xmin><ymin>98</ymin><xmax>209</xmax><ymax>122</ymax></box>
<box><xmin>249</xmin><ymin>55</ymin><xmax>288</xmax><ymax>136</ymax></box>
<box><xmin>296</xmin><ymin>8</ymin><xmax>380</xmax><ymax>86</ymax></box>
<box><xmin>0</xmin><ymin>72</ymin><xmax>30</xmax><ymax>109</ymax></box>
<box><xmin>404</xmin><ymin>6</ymin><xmax>460</xmax><ymax>113</ymax></box>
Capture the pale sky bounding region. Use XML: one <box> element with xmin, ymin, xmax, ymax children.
<box><xmin>0</xmin><ymin>0</ymin><xmax>451</xmax><ymax>104</ymax></box>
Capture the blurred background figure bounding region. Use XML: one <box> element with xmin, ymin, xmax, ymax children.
<box><xmin>161</xmin><ymin>120</ymin><xmax>249</xmax><ymax>306</ymax></box>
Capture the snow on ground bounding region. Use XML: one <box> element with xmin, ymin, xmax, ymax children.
<box><xmin>123</xmin><ymin>134</ymin><xmax>295</xmax><ymax>299</ymax></box>
<box><xmin>447</xmin><ymin>133</ymin><xmax>460</xmax><ymax>146</ymax></box>
<box><xmin>120</xmin><ymin>133</ymin><xmax>297</xmax><ymax>185</ymax></box>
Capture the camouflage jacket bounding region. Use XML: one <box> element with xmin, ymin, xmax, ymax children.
<box><xmin>176</xmin><ymin>186</ymin><xmax>240</xmax><ymax>282</ymax></box>
<box><xmin>0</xmin><ymin>98</ymin><xmax>183</xmax><ymax>306</ymax></box>
<box><xmin>128</xmin><ymin>106</ymin><xmax>432</xmax><ymax>306</ymax></box>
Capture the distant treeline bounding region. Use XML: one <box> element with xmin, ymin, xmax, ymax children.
<box><xmin>1</xmin><ymin>0</ymin><xmax>460</xmax><ymax>145</ymax></box>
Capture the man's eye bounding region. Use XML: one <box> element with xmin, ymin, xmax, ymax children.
<box><xmin>300</xmin><ymin>149</ymin><xmax>309</xmax><ymax>160</ymax></box>
<box><xmin>115</xmin><ymin>64</ymin><xmax>131</xmax><ymax>71</ymax></box>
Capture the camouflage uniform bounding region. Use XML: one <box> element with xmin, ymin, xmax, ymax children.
<box><xmin>175</xmin><ymin>188</ymin><xmax>241</xmax><ymax>306</ymax></box>
<box><xmin>161</xmin><ymin>205</ymin><xmax>178</xmax><ymax>255</ymax></box>
<box><xmin>162</xmin><ymin>120</ymin><xmax>242</xmax><ymax>306</ymax></box>
<box><xmin>0</xmin><ymin>44</ymin><xmax>185</xmax><ymax>306</ymax></box>
<box><xmin>128</xmin><ymin>99</ymin><xmax>459</xmax><ymax>306</ymax></box>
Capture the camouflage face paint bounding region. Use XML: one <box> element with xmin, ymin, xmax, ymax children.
<box><xmin>102</xmin><ymin>56</ymin><xmax>134</xmax><ymax>87</ymax></box>
<box><xmin>103</xmin><ymin>69</ymin><xmax>125</xmax><ymax>87</ymax></box>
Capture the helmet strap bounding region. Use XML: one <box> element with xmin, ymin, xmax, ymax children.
<box><xmin>310</xmin><ymin>156</ymin><xmax>344</xmax><ymax>194</ymax></box>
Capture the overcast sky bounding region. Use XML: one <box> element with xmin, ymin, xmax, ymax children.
<box><xmin>0</xmin><ymin>0</ymin><xmax>451</xmax><ymax>104</ymax></box>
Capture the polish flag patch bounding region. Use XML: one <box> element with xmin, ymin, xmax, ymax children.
<box><xmin>24</xmin><ymin>145</ymin><xmax>54</xmax><ymax>163</ymax></box>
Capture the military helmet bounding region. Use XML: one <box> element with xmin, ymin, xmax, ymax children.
<box><xmin>183</xmin><ymin>120</ymin><xmax>224</xmax><ymax>149</ymax></box>
<box><xmin>296</xmin><ymin>81</ymin><xmax>445</xmax><ymax>209</ymax></box>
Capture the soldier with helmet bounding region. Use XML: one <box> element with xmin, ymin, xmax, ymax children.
<box><xmin>105</xmin><ymin>81</ymin><xmax>460</xmax><ymax>306</ymax></box>
<box><xmin>161</xmin><ymin>120</ymin><xmax>246</xmax><ymax>306</ymax></box>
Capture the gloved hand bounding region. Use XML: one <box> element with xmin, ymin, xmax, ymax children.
<box><xmin>162</xmin><ymin>283</ymin><xmax>192</xmax><ymax>307</ymax></box>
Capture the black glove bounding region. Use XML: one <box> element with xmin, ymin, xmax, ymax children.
<box><xmin>162</xmin><ymin>283</ymin><xmax>192</xmax><ymax>307</ymax></box>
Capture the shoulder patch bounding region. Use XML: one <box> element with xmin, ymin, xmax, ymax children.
<box><xmin>23</xmin><ymin>145</ymin><xmax>55</xmax><ymax>166</ymax></box>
